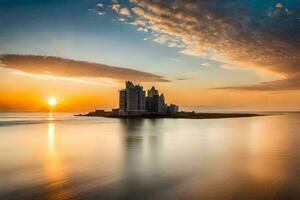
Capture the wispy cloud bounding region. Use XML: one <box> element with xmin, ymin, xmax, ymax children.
<box><xmin>119</xmin><ymin>7</ymin><xmax>131</xmax><ymax>17</ymax></box>
<box><xmin>98</xmin><ymin>11</ymin><xmax>105</xmax><ymax>16</ymax></box>
<box><xmin>201</xmin><ymin>62</ymin><xmax>211</xmax><ymax>67</ymax></box>
<box><xmin>214</xmin><ymin>77</ymin><xmax>300</xmax><ymax>91</ymax></box>
<box><xmin>0</xmin><ymin>55</ymin><xmax>169</xmax><ymax>82</ymax></box>
<box><xmin>96</xmin><ymin>3</ymin><xmax>104</xmax><ymax>8</ymax></box>
<box><xmin>169</xmin><ymin>57</ymin><xmax>185</xmax><ymax>63</ymax></box>
<box><xmin>131</xmin><ymin>6</ymin><xmax>145</xmax><ymax>16</ymax></box>
<box><xmin>111</xmin><ymin>3</ymin><xmax>121</xmax><ymax>12</ymax></box>
<box><xmin>130</xmin><ymin>19</ymin><xmax>146</xmax><ymax>26</ymax></box>
<box><xmin>107</xmin><ymin>0</ymin><xmax>299</xmax><ymax>90</ymax></box>
<box><xmin>110</xmin><ymin>3</ymin><xmax>131</xmax><ymax>17</ymax></box>
<box><xmin>137</xmin><ymin>27</ymin><xmax>148</xmax><ymax>32</ymax></box>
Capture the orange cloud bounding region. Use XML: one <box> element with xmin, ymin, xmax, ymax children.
<box><xmin>131</xmin><ymin>6</ymin><xmax>145</xmax><ymax>16</ymax></box>
<box><xmin>118</xmin><ymin>0</ymin><xmax>300</xmax><ymax>90</ymax></box>
<box><xmin>0</xmin><ymin>54</ymin><xmax>169</xmax><ymax>82</ymax></box>
<box><xmin>215</xmin><ymin>77</ymin><xmax>300</xmax><ymax>91</ymax></box>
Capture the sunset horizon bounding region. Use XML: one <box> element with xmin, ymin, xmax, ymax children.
<box><xmin>1</xmin><ymin>53</ymin><xmax>300</xmax><ymax>113</ymax></box>
<box><xmin>1</xmin><ymin>1</ymin><xmax>300</xmax><ymax>200</ymax></box>
<box><xmin>1</xmin><ymin>0</ymin><xmax>299</xmax><ymax>112</ymax></box>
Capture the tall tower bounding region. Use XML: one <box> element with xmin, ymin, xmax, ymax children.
<box><xmin>119</xmin><ymin>89</ymin><xmax>126</xmax><ymax>111</ymax></box>
<box><xmin>147</xmin><ymin>86</ymin><xmax>158</xmax><ymax>97</ymax></box>
<box><xmin>126</xmin><ymin>86</ymin><xmax>139</xmax><ymax>111</ymax></box>
<box><xmin>119</xmin><ymin>81</ymin><xmax>146</xmax><ymax>113</ymax></box>
<box><xmin>137</xmin><ymin>85</ymin><xmax>146</xmax><ymax>110</ymax></box>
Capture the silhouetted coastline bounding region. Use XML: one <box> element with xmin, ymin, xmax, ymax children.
<box><xmin>76</xmin><ymin>111</ymin><xmax>262</xmax><ymax>119</ymax></box>
<box><xmin>76</xmin><ymin>81</ymin><xmax>263</xmax><ymax>119</ymax></box>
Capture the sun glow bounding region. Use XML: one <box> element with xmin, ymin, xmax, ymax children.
<box><xmin>48</xmin><ymin>98</ymin><xmax>57</xmax><ymax>107</ymax></box>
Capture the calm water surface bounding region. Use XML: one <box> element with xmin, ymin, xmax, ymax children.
<box><xmin>0</xmin><ymin>113</ymin><xmax>300</xmax><ymax>200</ymax></box>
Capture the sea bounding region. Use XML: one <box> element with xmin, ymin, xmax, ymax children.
<box><xmin>0</xmin><ymin>112</ymin><xmax>300</xmax><ymax>200</ymax></box>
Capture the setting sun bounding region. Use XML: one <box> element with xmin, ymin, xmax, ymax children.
<box><xmin>48</xmin><ymin>98</ymin><xmax>57</xmax><ymax>107</ymax></box>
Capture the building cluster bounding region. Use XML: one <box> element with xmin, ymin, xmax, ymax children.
<box><xmin>119</xmin><ymin>81</ymin><xmax>179</xmax><ymax>115</ymax></box>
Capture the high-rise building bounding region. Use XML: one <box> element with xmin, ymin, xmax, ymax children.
<box><xmin>147</xmin><ymin>86</ymin><xmax>158</xmax><ymax>97</ymax></box>
<box><xmin>119</xmin><ymin>89</ymin><xmax>126</xmax><ymax>112</ymax></box>
<box><xmin>119</xmin><ymin>81</ymin><xmax>178</xmax><ymax>115</ymax></box>
<box><xmin>145</xmin><ymin>86</ymin><xmax>167</xmax><ymax>113</ymax></box>
<box><xmin>119</xmin><ymin>81</ymin><xmax>146</xmax><ymax>114</ymax></box>
<box><xmin>158</xmin><ymin>94</ymin><xmax>166</xmax><ymax>113</ymax></box>
<box><xmin>126</xmin><ymin>86</ymin><xmax>139</xmax><ymax>111</ymax></box>
<box><xmin>138</xmin><ymin>87</ymin><xmax>146</xmax><ymax>110</ymax></box>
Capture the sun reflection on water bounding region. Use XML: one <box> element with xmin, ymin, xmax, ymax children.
<box><xmin>46</xmin><ymin>121</ymin><xmax>71</xmax><ymax>200</ymax></box>
<box><xmin>48</xmin><ymin>113</ymin><xmax>54</xmax><ymax>121</ymax></box>
<box><xmin>48</xmin><ymin>123</ymin><xmax>56</xmax><ymax>154</ymax></box>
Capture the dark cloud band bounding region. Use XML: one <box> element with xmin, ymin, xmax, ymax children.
<box><xmin>0</xmin><ymin>54</ymin><xmax>169</xmax><ymax>82</ymax></box>
<box><xmin>214</xmin><ymin>77</ymin><xmax>300</xmax><ymax>91</ymax></box>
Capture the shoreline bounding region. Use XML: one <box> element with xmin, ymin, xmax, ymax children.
<box><xmin>75</xmin><ymin>111</ymin><xmax>263</xmax><ymax>119</ymax></box>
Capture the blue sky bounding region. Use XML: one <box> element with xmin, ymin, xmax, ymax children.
<box><xmin>0</xmin><ymin>0</ymin><xmax>266</xmax><ymax>86</ymax></box>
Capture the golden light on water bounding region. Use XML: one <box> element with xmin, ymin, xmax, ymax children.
<box><xmin>48</xmin><ymin>123</ymin><xmax>56</xmax><ymax>153</ymax></box>
<box><xmin>46</xmin><ymin>122</ymin><xmax>70</xmax><ymax>200</ymax></box>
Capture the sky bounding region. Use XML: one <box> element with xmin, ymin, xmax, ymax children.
<box><xmin>0</xmin><ymin>0</ymin><xmax>299</xmax><ymax>112</ymax></box>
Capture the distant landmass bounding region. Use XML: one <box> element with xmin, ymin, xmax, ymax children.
<box><xmin>76</xmin><ymin>110</ymin><xmax>262</xmax><ymax>119</ymax></box>
<box><xmin>76</xmin><ymin>81</ymin><xmax>262</xmax><ymax>119</ymax></box>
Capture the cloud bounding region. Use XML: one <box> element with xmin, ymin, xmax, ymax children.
<box><xmin>98</xmin><ymin>11</ymin><xmax>105</xmax><ymax>16</ymax></box>
<box><xmin>96</xmin><ymin>3</ymin><xmax>104</xmax><ymax>8</ymax></box>
<box><xmin>214</xmin><ymin>76</ymin><xmax>300</xmax><ymax>91</ymax></box>
<box><xmin>276</xmin><ymin>3</ymin><xmax>284</xmax><ymax>8</ymax></box>
<box><xmin>111</xmin><ymin>3</ymin><xmax>121</xmax><ymax>12</ymax></box>
<box><xmin>176</xmin><ymin>78</ymin><xmax>188</xmax><ymax>81</ymax></box>
<box><xmin>153</xmin><ymin>35</ymin><xmax>168</xmax><ymax>43</ymax></box>
<box><xmin>119</xmin><ymin>7</ymin><xmax>131</xmax><ymax>17</ymax></box>
<box><xmin>201</xmin><ymin>62</ymin><xmax>211</xmax><ymax>67</ymax></box>
<box><xmin>112</xmin><ymin>0</ymin><xmax>300</xmax><ymax>90</ymax></box>
<box><xmin>110</xmin><ymin>4</ymin><xmax>132</xmax><ymax>17</ymax></box>
<box><xmin>130</xmin><ymin>19</ymin><xmax>147</xmax><ymax>26</ymax></box>
<box><xmin>0</xmin><ymin>55</ymin><xmax>169</xmax><ymax>82</ymax></box>
<box><xmin>118</xmin><ymin>17</ymin><xmax>126</xmax><ymax>22</ymax></box>
<box><xmin>137</xmin><ymin>27</ymin><xmax>148</xmax><ymax>32</ymax></box>
<box><xmin>132</xmin><ymin>7</ymin><xmax>145</xmax><ymax>15</ymax></box>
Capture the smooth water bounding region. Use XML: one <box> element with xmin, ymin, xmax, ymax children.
<box><xmin>0</xmin><ymin>113</ymin><xmax>300</xmax><ymax>200</ymax></box>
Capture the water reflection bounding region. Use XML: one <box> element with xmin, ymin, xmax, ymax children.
<box><xmin>119</xmin><ymin>119</ymin><xmax>179</xmax><ymax>198</ymax></box>
<box><xmin>48</xmin><ymin>123</ymin><xmax>56</xmax><ymax>154</ymax></box>
<box><xmin>121</xmin><ymin>119</ymin><xmax>164</xmax><ymax>177</ymax></box>
<box><xmin>48</xmin><ymin>112</ymin><xmax>54</xmax><ymax>122</ymax></box>
<box><xmin>1</xmin><ymin>114</ymin><xmax>300</xmax><ymax>200</ymax></box>
<box><xmin>45</xmin><ymin>121</ymin><xmax>70</xmax><ymax>200</ymax></box>
<box><xmin>244</xmin><ymin>116</ymin><xmax>294</xmax><ymax>198</ymax></box>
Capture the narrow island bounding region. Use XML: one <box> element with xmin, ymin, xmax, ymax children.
<box><xmin>76</xmin><ymin>81</ymin><xmax>262</xmax><ymax>119</ymax></box>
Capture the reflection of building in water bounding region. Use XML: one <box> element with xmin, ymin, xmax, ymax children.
<box><xmin>120</xmin><ymin>119</ymin><xmax>164</xmax><ymax>188</ymax></box>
